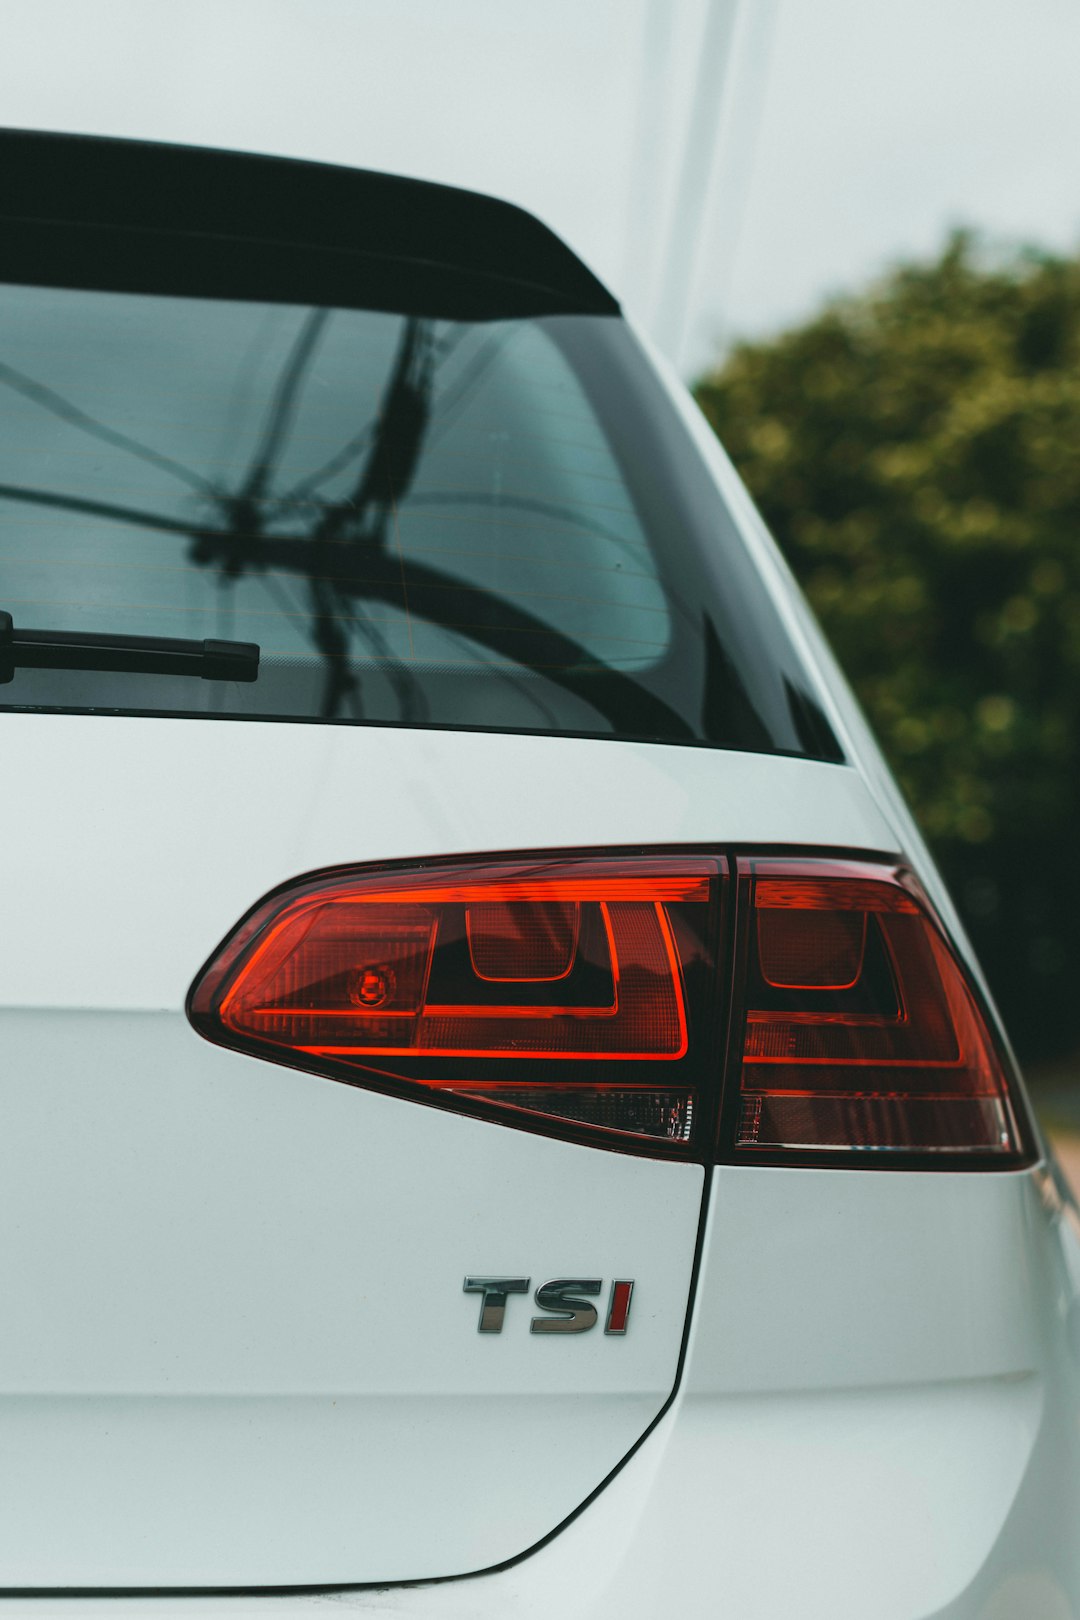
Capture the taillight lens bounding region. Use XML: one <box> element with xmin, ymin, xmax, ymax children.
<box><xmin>189</xmin><ymin>856</ymin><xmax>722</xmax><ymax>1151</ymax></box>
<box><xmin>730</xmin><ymin>858</ymin><xmax>1027</xmax><ymax>1160</ymax></box>
<box><xmin>188</xmin><ymin>851</ymin><xmax>1033</xmax><ymax>1165</ymax></box>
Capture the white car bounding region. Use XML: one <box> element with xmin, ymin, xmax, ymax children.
<box><xmin>1</xmin><ymin>130</ymin><xmax>1077</xmax><ymax>1620</ymax></box>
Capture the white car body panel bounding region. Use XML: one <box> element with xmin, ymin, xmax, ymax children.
<box><xmin>388</xmin><ymin>1165</ymin><xmax>1080</xmax><ymax>1620</ymax></box>
<box><xmin>0</xmin><ymin>1014</ymin><xmax>702</xmax><ymax>1584</ymax></box>
<box><xmin>4</xmin><ymin>1167</ymin><xmax>1077</xmax><ymax>1616</ymax></box>
<box><xmin>0</xmin><ymin>711</ymin><xmax>891</xmax><ymax>1585</ymax></box>
<box><xmin>0</xmin><ymin>711</ymin><xmax>895</xmax><ymax>1011</ymax></box>
<box><xmin>1</xmin><ymin>144</ymin><xmax>1074</xmax><ymax>1614</ymax></box>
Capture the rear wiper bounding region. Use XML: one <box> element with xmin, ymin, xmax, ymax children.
<box><xmin>0</xmin><ymin>611</ymin><xmax>259</xmax><ymax>683</ymax></box>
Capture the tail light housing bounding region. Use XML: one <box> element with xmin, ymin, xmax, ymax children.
<box><xmin>730</xmin><ymin>858</ymin><xmax>1029</xmax><ymax>1162</ymax></box>
<box><xmin>189</xmin><ymin>856</ymin><xmax>720</xmax><ymax>1151</ymax></box>
<box><xmin>188</xmin><ymin>851</ymin><xmax>1034</xmax><ymax>1166</ymax></box>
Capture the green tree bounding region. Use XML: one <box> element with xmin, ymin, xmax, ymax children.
<box><xmin>695</xmin><ymin>234</ymin><xmax>1080</xmax><ymax>1063</ymax></box>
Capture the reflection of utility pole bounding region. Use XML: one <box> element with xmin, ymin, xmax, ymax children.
<box><xmin>648</xmin><ymin>0</ymin><xmax>777</xmax><ymax>377</ymax></box>
<box><xmin>622</xmin><ymin>0</ymin><xmax>677</xmax><ymax>325</ymax></box>
<box><xmin>684</xmin><ymin>0</ymin><xmax>779</xmax><ymax>375</ymax></box>
<box><xmin>651</xmin><ymin>1</ymin><xmax>741</xmax><ymax>365</ymax></box>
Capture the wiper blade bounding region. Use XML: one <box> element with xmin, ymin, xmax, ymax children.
<box><xmin>0</xmin><ymin>612</ymin><xmax>259</xmax><ymax>683</ymax></box>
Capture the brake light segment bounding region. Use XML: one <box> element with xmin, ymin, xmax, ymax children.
<box><xmin>189</xmin><ymin>857</ymin><xmax>720</xmax><ymax>1149</ymax></box>
<box><xmin>732</xmin><ymin>860</ymin><xmax>1025</xmax><ymax>1158</ymax></box>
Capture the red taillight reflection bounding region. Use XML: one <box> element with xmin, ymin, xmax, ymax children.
<box><xmin>189</xmin><ymin>857</ymin><xmax>717</xmax><ymax>1148</ymax></box>
<box><xmin>733</xmin><ymin>859</ymin><xmax>1023</xmax><ymax>1157</ymax></box>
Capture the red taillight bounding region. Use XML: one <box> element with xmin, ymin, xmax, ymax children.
<box><xmin>730</xmin><ymin>858</ymin><xmax>1026</xmax><ymax>1160</ymax></box>
<box><xmin>188</xmin><ymin>851</ymin><xmax>1033</xmax><ymax>1165</ymax></box>
<box><xmin>189</xmin><ymin>856</ymin><xmax>720</xmax><ymax>1150</ymax></box>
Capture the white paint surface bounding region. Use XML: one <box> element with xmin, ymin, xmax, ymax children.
<box><xmin>0</xmin><ymin>713</ymin><xmax>896</xmax><ymax>1012</ymax></box>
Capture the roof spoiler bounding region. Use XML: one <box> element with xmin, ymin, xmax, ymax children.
<box><xmin>0</xmin><ymin>128</ymin><xmax>620</xmax><ymax>321</ymax></box>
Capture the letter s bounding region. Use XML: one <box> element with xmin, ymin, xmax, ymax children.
<box><xmin>530</xmin><ymin>1278</ymin><xmax>601</xmax><ymax>1334</ymax></box>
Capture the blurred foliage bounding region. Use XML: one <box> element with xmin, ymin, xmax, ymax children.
<box><xmin>695</xmin><ymin>233</ymin><xmax>1080</xmax><ymax>1064</ymax></box>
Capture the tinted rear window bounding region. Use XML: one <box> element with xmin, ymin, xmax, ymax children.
<box><xmin>0</xmin><ymin>191</ymin><xmax>840</xmax><ymax>760</ymax></box>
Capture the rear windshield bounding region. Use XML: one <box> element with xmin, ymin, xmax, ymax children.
<box><xmin>0</xmin><ymin>275</ymin><xmax>839</xmax><ymax>760</ymax></box>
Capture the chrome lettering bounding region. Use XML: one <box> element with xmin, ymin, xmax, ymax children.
<box><xmin>463</xmin><ymin>1276</ymin><xmax>530</xmax><ymax>1333</ymax></box>
<box><xmin>530</xmin><ymin>1278</ymin><xmax>602</xmax><ymax>1334</ymax></box>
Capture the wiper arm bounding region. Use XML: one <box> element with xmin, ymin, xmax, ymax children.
<box><xmin>0</xmin><ymin>612</ymin><xmax>259</xmax><ymax>683</ymax></box>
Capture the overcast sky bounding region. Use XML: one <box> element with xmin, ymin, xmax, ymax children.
<box><xmin>3</xmin><ymin>0</ymin><xmax>1078</xmax><ymax>375</ymax></box>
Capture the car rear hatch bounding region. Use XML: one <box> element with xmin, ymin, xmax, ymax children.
<box><xmin>0</xmin><ymin>132</ymin><xmax>878</xmax><ymax>1587</ymax></box>
<box><xmin>0</xmin><ymin>715</ymin><xmax>900</xmax><ymax>1587</ymax></box>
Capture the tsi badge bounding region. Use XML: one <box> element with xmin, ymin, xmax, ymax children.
<box><xmin>463</xmin><ymin>1276</ymin><xmax>635</xmax><ymax>1335</ymax></box>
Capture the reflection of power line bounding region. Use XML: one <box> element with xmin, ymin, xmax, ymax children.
<box><xmin>204</xmin><ymin>307</ymin><xmax>332</xmax><ymax>583</ymax></box>
<box><xmin>285</xmin><ymin>421</ymin><xmax>374</xmax><ymax>505</ymax></box>
<box><xmin>283</xmin><ymin>326</ymin><xmax>472</xmax><ymax>505</ymax></box>
<box><xmin>0</xmin><ymin>318</ymin><xmax>455</xmax><ymax>722</ymax></box>
<box><xmin>425</xmin><ymin>330</ymin><xmax>508</xmax><ymax>450</ymax></box>
<box><xmin>406</xmin><ymin>489</ymin><xmax>651</xmax><ymax>563</ymax></box>
<box><xmin>0</xmin><ymin>467</ymin><xmax>688</xmax><ymax>737</ymax></box>
<box><xmin>0</xmin><ymin>358</ymin><xmax>214</xmax><ymax>495</ymax></box>
<box><xmin>335</xmin><ymin>319</ymin><xmax>432</xmax><ymax>524</ymax></box>
<box><xmin>623</xmin><ymin>0</ymin><xmax>678</xmax><ymax>321</ymax></box>
<box><xmin>680</xmin><ymin>0</ymin><xmax>779</xmax><ymax>371</ymax></box>
<box><xmin>0</xmin><ymin>311</ymin><xmax>691</xmax><ymax>738</ymax></box>
<box><xmin>302</xmin><ymin>316</ymin><xmax>434</xmax><ymax>715</ymax></box>
<box><xmin>237</xmin><ymin>307</ymin><xmax>330</xmax><ymax>507</ymax></box>
<box><xmin>0</xmin><ymin>480</ymin><xmax>208</xmax><ymax>536</ymax></box>
<box><xmin>349</xmin><ymin>606</ymin><xmax>427</xmax><ymax>726</ymax></box>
